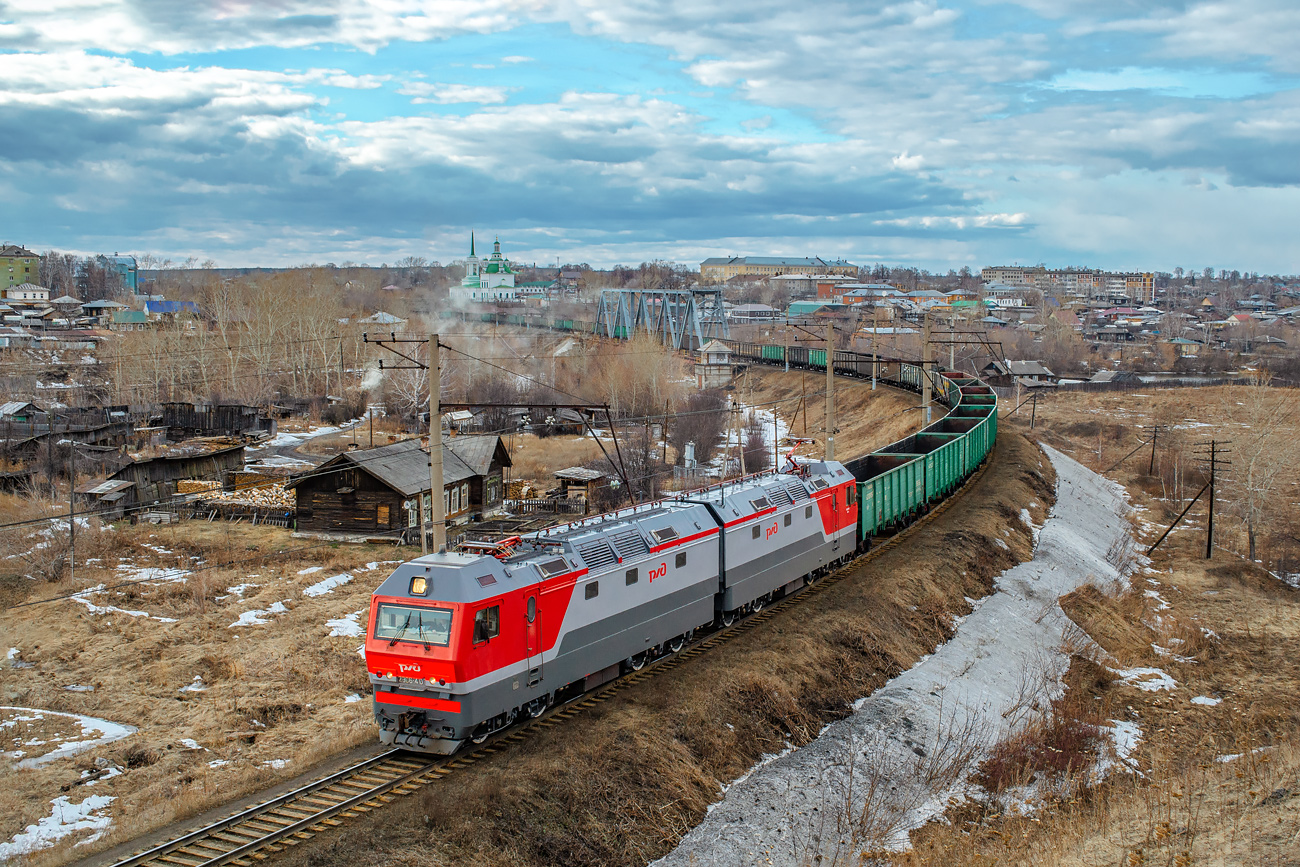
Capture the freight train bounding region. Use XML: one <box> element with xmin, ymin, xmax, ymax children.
<box><xmin>363</xmin><ymin>343</ymin><xmax>998</xmax><ymax>755</ymax></box>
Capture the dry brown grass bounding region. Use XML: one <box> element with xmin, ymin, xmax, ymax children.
<box><xmin>0</xmin><ymin>513</ymin><xmax>408</xmax><ymax>865</ymax></box>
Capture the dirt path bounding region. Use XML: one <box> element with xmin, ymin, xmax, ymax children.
<box><xmin>275</xmin><ymin>433</ymin><xmax>1054</xmax><ymax>867</ymax></box>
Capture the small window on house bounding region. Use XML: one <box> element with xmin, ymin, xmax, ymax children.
<box><xmin>626</xmin><ymin>568</ymin><xmax>638</xmax><ymax>585</ymax></box>
<box><xmin>585</xmin><ymin>581</ymin><xmax>599</xmax><ymax>600</ymax></box>
<box><xmin>752</xmin><ymin>525</ymin><xmax>761</xmax><ymax>539</ymax></box>
<box><xmin>461</xmin><ymin>483</ymin><xmax>469</xmax><ymax>506</ymax></box>
<box><xmin>784</xmin><ymin>513</ymin><xmax>792</xmax><ymax>527</ymax></box>
<box><xmin>472</xmin><ymin>606</ymin><xmax>500</xmax><ymax>643</ymax></box>
<box><xmin>675</xmin><ymin>552</ymin><xmax>686</xmax><ymax>569</ymax></box>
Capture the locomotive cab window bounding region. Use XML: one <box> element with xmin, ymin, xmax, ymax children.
<box><xmin>784</xmin><ymin>514</ymin><xmax>792</xmax><ymax>527</ymax></box>
<box><xmin>526</xmin><ymin>597</ymin><xmax>537</xmax><ymax>623</ymax></box>
<box><xmin>374</xmin><ymin>603</ymin><xmax>452</xmax><ymax>646</ymax></box>
<box><xmin>806</xmin><ymin>505</ymin><xmax>813</xmax><ymax>519</ymax></box>
<box><xmin>847</xmin><ymin>486</ymin><xmax>857</xmax><ymax>506</ymax></box>
<box><xmin>472</xmin><ymin>606</ymin><xmax>500</xmax><ymax>643</ymax></box>
<box><xmin>675</xmin><ymin>552</ymin><xmax>686</xmax><ymax>568</ymax></box>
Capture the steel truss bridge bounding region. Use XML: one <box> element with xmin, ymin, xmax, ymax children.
<box><xmin>594</xmin><ymin>288</ymin><xmax>729</xmax><ymax>350</ymax></box>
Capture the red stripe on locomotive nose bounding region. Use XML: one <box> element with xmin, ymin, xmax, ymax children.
<box><xmin>374</xmin><ymin>691</ymin><xmax>462</xmax><ymax>713</ymax></box>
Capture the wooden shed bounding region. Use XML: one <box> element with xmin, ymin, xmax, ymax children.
<box><xmin>288</xmin><ymin>435</ymin><xmax>511</xmax><ymax>542</ymax></box>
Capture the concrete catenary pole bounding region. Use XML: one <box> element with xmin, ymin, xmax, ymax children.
<box><xmin>825</xmin><ymin>322</ymin><xmax>835</xmax><ymax>461</ymax></box>
<box><xmin>429</xmin><ymin>334</ymin><xmax>446</xmax><ymax>553</ymax></box>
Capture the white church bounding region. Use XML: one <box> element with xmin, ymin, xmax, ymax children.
<box><xmin>451</xmin><ymin>234</ymin><xmax>517</xmax><ymax>304</ymax></box>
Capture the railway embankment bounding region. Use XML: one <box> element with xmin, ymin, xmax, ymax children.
<box><xmin>656</xmin><ymin>444</ymin><xmax>1135</xmax><ymax>866</ymax></box>
<box><xmin>278</xmin><ymin>431</ymin><xmax>1055</xmax><ymax>867</ymax></box>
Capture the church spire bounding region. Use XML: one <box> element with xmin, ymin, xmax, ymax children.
<box><xmin>470</xmin><ymin>232</ymin><xmax>475</xmax><ymax>257</ymax></box>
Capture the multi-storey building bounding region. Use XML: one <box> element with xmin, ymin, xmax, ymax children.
<box><xmin>700</xmin><ymin>256</ymin><xmax>857</xmax><ymax>282</ymax></box>
<box><xmin>1</xmin><ymin>245</ymin><xmax>38</xmax><ymax>290</ymax></box>
<box><xmin>980</xmin><ymin>265</ymin><xmax>1154</xmax><ymax>303</ymax></box>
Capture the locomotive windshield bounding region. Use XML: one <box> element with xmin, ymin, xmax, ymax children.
<box><xmin>374</xmin><ymin>603</ymin><xmax>453</xmax><ymax>646</ymax></box>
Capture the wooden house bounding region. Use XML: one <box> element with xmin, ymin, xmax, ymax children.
<box><xmin>288</xmin><ymin>435</ymin><xmax>511</xmax><ymax>542</ymax></box>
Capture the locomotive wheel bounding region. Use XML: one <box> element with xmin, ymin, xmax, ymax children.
<box><xmin>525</xmin><ymin>695</ymin><xmax>551</xmax><ymax>719</ymax></box>
<box><xmin>751</xmin><ymin>595</ymin><xmax>765</xmax><ymax>613</ymax></box>
<box><xmin>721</xmin><ymin>611</ymin><xmax>736</xmax><ymax>627</ymax></box>
<box><xmin>668</xmin><ymin>635</ymin><xmax>685</xmax><ymax>653</ymax></box>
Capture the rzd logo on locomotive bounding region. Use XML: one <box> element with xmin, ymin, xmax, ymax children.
<box><xmin>765</xmin><ymin>522</ymin><xmax>779</xmax><ymax>540</ymax></box>
<box><xmin>649</xmin><ymin>563</ymin><xmax>668</xmax><ymax>582</ymax></box>
<box><xmin>398</xmin><ymin>663</ymin><xmax>422</xmax><ymax>674</ymax></box>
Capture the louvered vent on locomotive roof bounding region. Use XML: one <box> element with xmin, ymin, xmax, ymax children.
<box><xmin>611</xmin><ymin>529</ymin><xmax>649</xmax><ymax>559</ymax></box>
<box><xmin>577</xmin><ymin>539</ymin><xmax>618</xmax><ymax>571</ymax></box>
<box><xmin>786</xmin><ymin>481</ymin><xmax>809</xmax><ymax>501</ymax></box>
<box><xmin>767</xmin><ymin>486</ymin><xmax>793</xmax><ymax>507</ymax></box>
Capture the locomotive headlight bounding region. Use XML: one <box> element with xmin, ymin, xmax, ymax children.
<box><xmin>410</xmin><ymin>576</ymin><xmax>428</xmax><ymax>595</ymax></box>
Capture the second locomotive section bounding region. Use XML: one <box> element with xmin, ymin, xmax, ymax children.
<box><xmin>364</xmin><ymin>457</ymin><xmax>858</xmax><ymax>753</ymax></box>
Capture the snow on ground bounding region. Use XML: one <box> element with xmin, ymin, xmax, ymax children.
<box><xmin>1113</xmin><ymin>666</ymin><xmax>1178</xmax><ymax>692</ymax></box>
<box><xmin>228</xmin><ymin>601</ymin><xmax>288</xmax><ymax>628</ymax></box>
<box><xmin>298</xmin><ymin>566</ymin><xmax>326</xmax><ymax>575</ymax></box>
<box><xmin>66</xmin><ymin>586</ymin><xmax>177</xmax><ymax>623</ymax></box>
<box><xmin>0</xmin><ymin>793</ymin><xmax>115</xmax><ymax>859</ymax></box>
<box><xmin>1</xmin><ymin>707</ymin><xmax>136</xmax><ymax>768</ymax></box>
<box><xmin>326</xmin><ymin>610</ymin><xmax>364</xmax><ymax>638</ymax></box>
<box><xmin>1191</xmin><ymin>695</ymin><xmax>1222</xmax><ymax>706</ymax></box>
<box><xmin>656</xmin><ymin>445</ymin><xmax>1138</xmax><ymax>867</ymax></box>
<box><xmin>303</xmin><ymin>572</ymin><xmax>354</xmax><ymax>597</ymax></box>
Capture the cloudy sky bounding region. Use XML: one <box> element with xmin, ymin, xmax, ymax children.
<box><xmin>2</xmin><ymin>0</ymin><xmax>1298</xmax><ymax>272</ymax></box>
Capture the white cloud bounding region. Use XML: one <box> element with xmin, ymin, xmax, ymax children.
<box><xmin>397</xmin><ymin>82</ymin><xmax>511</xmax><ymax>104</ymax></box>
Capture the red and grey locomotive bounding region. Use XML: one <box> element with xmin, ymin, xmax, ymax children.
<box><xmin>363</xmin><ymin>457</ymin><xmax>857</xmax><ymax>754</ymax></box>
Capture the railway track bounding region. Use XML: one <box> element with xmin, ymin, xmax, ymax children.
<box><xmin>102</xmin><ymin>448</ymin><xmax>995</xmax><ymax>867</ymax></box>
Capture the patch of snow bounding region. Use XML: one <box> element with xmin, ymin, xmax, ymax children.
<box><xmin>62</xmin><ymin>685</ymin><xmax>95</xmax><ymax>692</ymax></box>
<box><xmin>327</xmin><ymin>611</ymin><xmax>363</xmax><ymax>638</ymax></box>
<box><xmin>207</xmin><ymin>759</ymin><xmax>230</xmax><ymax>768</ymax></box>
<box><xmin>1191</xmin><ymin>695</ymin><xmax>1222</xmax><ymax>706</ymax></box>
<box><xmin>344</xmin><ymin>694</ymin><xmax>362</xmax><ymax>703</ymax></box>
<box><xmin>2</xmin><ymin>707</ymin><xmax>137</xmax><ymax>768</ymax></box>
<box><xmin>1144</xmin><ymin>589</ymin><xmax>1171</xmax><ymax>610</ymax></box>
<box><xmin>0</xmin><ymin>794</ymin><xmax>115</xmax><ymax>858</ymax></box>
<box><xmin>179</xmin><ymin>738</ymin><xmax>205</xmax><ymax>750</ymax></box>
<box><xmin>6</xmin><ymin>647</ymin><xmax>18</xmax><ymax>660</ymax></box>
<box><xmin>1151</xmin><ymin>644</ymin><xmax>1196</xmax><ymax>663</ymax></box>
<box><xmin>297</xmin><ymin>566</ymin><xmax>326</xmax><ymax>575</ymax></box>
<box><xmin>216</xmin><ymin>582</ymin><xmax>259</xmax><ymax>601</ymax></box>
<box><xmin>261</xmin><ymin>758</ymin><xmax>289</xmax><ymax>770</ymax></box>
<box><xmin>179</xmin><ymin>676</ymin><xmax>207</xmax><ymax>693</ymax></box>
<box><xmin>228</xmin><ymin>601</ymin><xmax>289</xmax><ymax>628</ymax></box>
<box><xmin>68</xmin><ymin>585</ymin><xmax>178</xmax><ymax>623</ymax></box>
<box><xmin>303</xmin><ymin>572</ymin><xmax>354</xmax><ymax>597</ymax></box>
<box><xmin>1113</xmin><ymin>666</ymin><xmax>1177</xmax><ymax>692</ymax></box>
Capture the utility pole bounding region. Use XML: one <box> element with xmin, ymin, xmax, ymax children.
<box><xmin>365</xmin><ymin>331</ymin><xmax>447</xmax><ymax>555</ymax></box>
<box><xmin>1148</xmin><ymin>424</ymin><xmax>1160</xmax><ymax>475</ymax></box>
<box><xmin>429</xmin><ymin>335</ymin><xmax>446</xmax><ymax>553</ymax></box>
<box><xmin>1030</xmin><ymin>392</ymin><xmax>1038</xmax><ymax>429</ymax></box>
<box><xmin>1196</xmin><ymin>439</ymin><xmax>1230</xmax><ymax>560</ymax></box>
<box><xmin>824</xmin><ymin>322</ymin><xmax>835</xmax><ymax>461</ymax></box>
<box><xmin>68</xmin><ymin>442</ymin><xmax>75</xmax><ymax>586</ymax></box>
<box><xmin>921</xmin><ymin>311</ymin><xmax>932</xmax><ymax>425</ymax></box>
<box><xmin>871</xmin><ymin>305</ymin><xmax>878</xmax><ymax>391</ymax></box>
